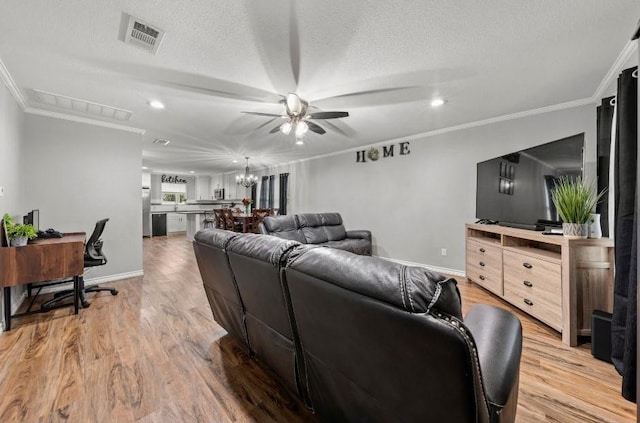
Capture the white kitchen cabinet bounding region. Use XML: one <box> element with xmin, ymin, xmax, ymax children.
<box><xmin>166</xmin><ymin>212</ymin><xmax>187</xmax><ymax>233</ymax></box>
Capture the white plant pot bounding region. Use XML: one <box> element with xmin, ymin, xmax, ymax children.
<box><xmin>10</xmin><ymin>235</ymin><xmax>28</xmax><ymax>247</ymax></box>
<box><xmin>562</xmin><ymin>223</ymin><xmax>589</xmax><ymax>239</ymax></box>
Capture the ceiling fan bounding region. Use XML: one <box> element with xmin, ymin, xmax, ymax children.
<box><xmin>241</xmin><ymin>93</ymin><xmax>349</xmax><ymax>138</ymax></box>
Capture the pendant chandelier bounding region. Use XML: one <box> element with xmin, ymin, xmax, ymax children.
<box><xmin>236</xmin><ymin>156</ymin><xmax>258</xmax><ymax>188</ymax></box>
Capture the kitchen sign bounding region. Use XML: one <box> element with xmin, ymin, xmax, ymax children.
<box><xmin>161</xmin><ymin>174</ymin><xmax>188</xmax><ymax>183</ymax></box>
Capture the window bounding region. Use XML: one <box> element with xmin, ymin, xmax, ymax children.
<box><xmin>161</xmin><ymin>183</ymin><xmax>187</xmax><ymax>204</ymax></box>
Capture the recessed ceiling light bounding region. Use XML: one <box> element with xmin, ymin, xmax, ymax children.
<box><xmin>232</xmin><ymin>160</ymin><xmax>238</xmax><ymax>163</ymax></box>
<box><xmin>141</xmin><ymin>166</ymin><xmax>149</xmax><ymax>170</ymax></box>
<box><xmin>189</xmin><ymin>171</ymin><xmax>195</xmax><ymax>174</ymax></box>
<box><xmin>430</xmin><ymin>98</ymin><xmax>445</xmax><ymax>107</ymax></box>
<box><xmin>149</xmin><ymin>100</ymin><xmax>165</xmax><ymax>109</ymax></box>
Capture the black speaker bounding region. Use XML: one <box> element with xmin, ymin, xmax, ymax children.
<box><xmin>591</xmin><ymin>310</ymin><xmax>613</xmax><ymax>363</ymax></box>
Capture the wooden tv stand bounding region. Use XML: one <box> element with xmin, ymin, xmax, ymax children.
<box><xmin>465</xmin><ymin>223</ymin><xmax>614</xmax><ymax>346</ymax></box>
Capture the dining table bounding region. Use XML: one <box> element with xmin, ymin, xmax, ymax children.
<box><xmin>232</xmin><ymin>213</ymin><xmax>253</xmax><ymax>233</ymax></box>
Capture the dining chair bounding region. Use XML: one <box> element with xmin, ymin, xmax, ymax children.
<box><xmin>213</xmin><ymin>209</ymin><xmax>225</xmax><ymax>229</ymax></box>
<box><xmin>222</xmin><ymin>208</ymin><xmax>243</xmax><ymax>232</ymax></box>
<box><xmin>252</xmin><ymin>208</ymin><xmax>272</xmax><ymax>233</ymax></box>
<box><xmin>202</xmin><ymin>211</ymin><xmax>216</xmax><ymax>229</ymax></box>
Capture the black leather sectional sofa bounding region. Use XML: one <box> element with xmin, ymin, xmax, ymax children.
<box><xmin>193</xmin><ymin>228</ymin><xmax>523</xmax><ymax>423</ymax></box>
<box><xmin>259</xmin><ymin>212</ymin><xmax>372</xmax><ymax>255</ymax></box>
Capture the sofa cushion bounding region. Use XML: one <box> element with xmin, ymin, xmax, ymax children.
<box><xmin>287</xmin><ymin>246</ymin><xmax>462</xmax><ymax>318</ymax></box>
<box><xmin>324</xmin><ymin>239</ymin><xmax>372</xmax><ymax>256</ymax></box>
<box><xmin>297</xmin><ymin>214</ymin><xmax>330</xmax><ymax>244</ymax></box>
<box><xmin>261</xmin><ymin>215</ymin><xmax>306</xmax><ymax>243</ymax></box>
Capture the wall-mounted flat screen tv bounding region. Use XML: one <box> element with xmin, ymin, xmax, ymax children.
<box><xmin>475</xmin><ymin>133</ymin><xmax>584</xmax><ymax>230</ymax></box>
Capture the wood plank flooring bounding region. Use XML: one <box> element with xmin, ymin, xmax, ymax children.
<box><xmin>0</xmin><ymin>234</ymin><xmax>635</xmax><ymax>422</ymax></box>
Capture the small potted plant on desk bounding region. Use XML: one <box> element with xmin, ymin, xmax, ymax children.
<box><xmin>3</xmin><ymin>213</ymin><xmax>38</xmax><ymax>247</ymax></box>
<box><xmin>550</xmin><ymin>176</ymin><xmax>606</xmax><ymax>238</ymax></box>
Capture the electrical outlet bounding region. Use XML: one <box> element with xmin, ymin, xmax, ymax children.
<box><xmin>441</xmin><ymin>248</ymin><xmax>447</xmax><ymax>256</ymax></box>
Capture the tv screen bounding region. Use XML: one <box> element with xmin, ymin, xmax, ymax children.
<box><xmin>475</xmin><ymin>134</ymin><xmax>584</xmax><ymax>230</ymax></box>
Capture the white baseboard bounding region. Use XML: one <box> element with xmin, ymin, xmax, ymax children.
<box><xmin>0</xmin><ymin>270</ymin><xmax>144</xmax><ymax>332</ymax></box>
<box><xmin>377</xmin><ymin>256</ymin><xmax>465</xmax><ymax>277</ymax></box>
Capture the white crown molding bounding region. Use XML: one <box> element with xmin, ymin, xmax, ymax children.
<box><xmin>592</xmin><ymin>39</ymin><xmax>638</xmax><ymax>101</ymax></box>
<box><xmin>377</xmin><ymin>256</ymin><xmax>465</xmax><ymax>277</ymax></box>
<box><xmin>295</xmin><ymin>96</ymin><xmax>596</xmax><ymax>165</ymax></box>
<box><xmin>25</xmin><ymin>107</ymin><xmax>146</xmax><ymax>134</ymax></box>
<box><xmin>0</xmin><ymin>57</ymin><xmax>27</xmax><ymax>110</ymax></box>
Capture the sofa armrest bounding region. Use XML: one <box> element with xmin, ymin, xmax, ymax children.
<box><xmin>464</xmin><ymin>304</ymin><xmax>522</xmax><ymax>423</ymax></box>
<box><xmin>346</xmin><ymin>230</ymin><xmax>371</xmax><ymax>242</ymax></box>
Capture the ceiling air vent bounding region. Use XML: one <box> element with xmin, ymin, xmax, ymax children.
<box><xmin>124</xmin><ymin>14</ymin><xmax>165</xmax><ymax>54</ymax></box>
<box><xmin>153</xmin><ymin>138</ymin><xmax>171</xmax><ymax>146</ymax></box>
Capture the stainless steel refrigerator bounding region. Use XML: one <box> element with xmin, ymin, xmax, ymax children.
<box><xmin>142</xmin><ymin>187</ymin><xmax>151</xmax><ymax>237</ymax></box>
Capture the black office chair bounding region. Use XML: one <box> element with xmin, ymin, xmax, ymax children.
<box><xmin>41</xmin><ymin>218</ymin><xmax>118</xmax><ymax>310</ymax></box>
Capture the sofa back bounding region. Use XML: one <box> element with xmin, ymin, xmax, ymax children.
<box><xmin>261</xmin><ymin>214</ymin><xmax>306</xmax><ymax>243</ymax></box>
<box><xmin>193</xmin><ymin>229</ymin><xmax>247</xmax><ymax>347</ymax></box>
<box><xmin>285</xmin><ymin>247</ymin><xmax>489</xmax><ymax>423</ymax></box>
<box><xmin>225</xmin><ymin>234</ymin><xmax>303</xmax><ymax>395</ymax></box>
<box><xmin>262</xmin><ymin>212</ymin><xmax>348</xmax><ymax>244</ymax></box>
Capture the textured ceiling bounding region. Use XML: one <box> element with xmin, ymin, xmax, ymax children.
<box><xmin>0</xmin><ymin>1</ymin><xmax>638</xmax><ymax>174</ymax></box>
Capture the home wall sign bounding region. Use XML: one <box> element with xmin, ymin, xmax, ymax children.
<box><xmin>161</xmin><ymin>174</ymin><xmax>188</xmax><ymax>183</ymax></box>
<box><xmin>356</xmin><ymin>141</ymin><xmax>410</xmax><ymax>163</ymax></box>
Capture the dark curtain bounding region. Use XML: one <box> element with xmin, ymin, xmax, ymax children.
<box><xmin>259</xmin><ymin>176</ymin><xmax>268</xmax><ymax>208</ymax></box>
<box><xmin>611</xmin><ymin>66</ymin><xmax>638</xmax><ymax>403</ymax></box>
<box><xmin>279</xmin><ymin>173</ymin><xmax>289</xmax><ymax>215</ymax></box>
<box><xmin>596</xmin><ymin>96</ymin><xmax>615</xmax><ymax>237</ymax></box>
<box><xmin>268</xmin><ymin>175</ymin><xmax>275</xmax><ymax>209</ymax></box>
<box><xmin>250</xmin><ymin>184</ymin><xmax>257</xmax><ymax>211</ymax></box>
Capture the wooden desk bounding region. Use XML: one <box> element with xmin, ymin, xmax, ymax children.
<box><xmin>0</xmin><ymin>232</ymin><xmax>85</xmax><ymax>331</ymax></box>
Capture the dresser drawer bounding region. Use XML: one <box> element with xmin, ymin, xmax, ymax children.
<box><xmin>503</xmin><ymin>250</ymin><xmax>562</xmax><ymax>330</ymax></box>
<box><xmin>466</xmin><ymin>239</ymin><xmax>503</xmax><ymax>295</ymax></box>
<box><xmin>466</xmin><ymin>264</ymin><xmax>503</xmax><ymax>296</ymax></box>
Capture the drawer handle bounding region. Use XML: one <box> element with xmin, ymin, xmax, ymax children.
<box><xmin>523</xmin><ymin>280</ymin><xmax>533</xmax><ymax>287</ymax></box>
<box><xmin>523</xmin><ymin>262</ymin><xmax>533</xmax><ymax>269</ymax></box>
<box><xmin>479</xmin><ymin>261</ymin><xmax>485</xmax><ymax>267</ymax></box>
<box><xmin>524</xmin><ymin>299</ymin><xmax>534</xmax><ymax>306</ymax></box>
<box><xmin>479</xmin><ymin>248</ymin><xmax>486</xmax><ymax>253</ymax></box>
<box><xmin>479</xmin><ymin>275</ymin><xmax>486</xmax><ymax>281</ymax></box>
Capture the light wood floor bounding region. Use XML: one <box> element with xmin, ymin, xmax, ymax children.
<box><xmin>0</xmin><ymin>234</ymin><xmax>635</xmax><ymax>422</ymax></box>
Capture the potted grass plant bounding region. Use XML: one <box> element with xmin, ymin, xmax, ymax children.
<box><xmin>550</xmin><ymin>176</ymin><xmax>606</xmax><ymax>238</ymax></box>
<box><xmin>3</xmin><ymin>213</ymin><xmax>38</xmax><ymax>247</ymax></box>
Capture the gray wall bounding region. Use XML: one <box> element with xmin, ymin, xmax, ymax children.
<box><xmin>294</xmin><ymin>104</ymin><xmax>597</xmax><ymax>273</ymax></box>
<box><xmin>0</xmin><ymin>75</ymin><xmax>26</xmax><ymax>316</ymax></box>
<box><xmin>22</xmin><ymin>114</ymin><xmax>143</xmax><ymax>280</ymax></box>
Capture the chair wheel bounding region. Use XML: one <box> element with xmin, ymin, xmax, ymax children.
<box><xmin>81</xmin><ymin>300</ymin><xmax>91</xmax><ymax>308</ymax></box>
<box><xmin>110</xmin><ymin>289</ymin><xmax>118</xmax><ymax>296</ymax></box>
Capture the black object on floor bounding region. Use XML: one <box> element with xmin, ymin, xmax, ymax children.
<box><xmin>591</xmin><ymin>310</ymin><xmax>613</xmax><ymax>364</ymax></box>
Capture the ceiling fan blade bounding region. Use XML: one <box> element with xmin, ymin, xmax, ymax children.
<box><xmin>307</xmin><ymin>111</ymin><xmax>349</xmax><ymax>120</ymax></box>
<box><xmin>241</xmin><ymin>111</ymin><xmax>283</xmax><ymax>118</ymax></box>
<box><xmin>313</xmin><ymin>86</ymin><xmax>427</xmax><ymax>109</ymax></box>
<box><xmin>269</xmin><ymin>125</ymin><xmax>282</xmax><ymax>134</ymax></box>
<box><xmin>289</xmin><ymin>1</ymin><xmax>301</xmax><ymax>88</ymax></box>
<box><xmin>255</xmin><ymin>118</ymin><xmax>278</xmax><ymax>131</ymax></box>
<box><xmin>306</xmin><ymin>121</ymin><xmax>326</xmax><ymax>135</ymax></box>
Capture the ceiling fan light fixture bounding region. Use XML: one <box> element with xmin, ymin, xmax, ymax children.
<box><xmin>286</xmin><ymin>93</ymin><xmax>302</xmax><ymax>115</ymax></box>
<box><xmin>295</xmin><ymin>136</ymin><xmax>304</xmax><ymax>145</ymax></box>
<box><xmin>280</xmin><ymin>121</ymin><xmax>292</xmax><ymax>135</ymax></box>
<box><xmin>296</xmin><ymin>120</ymin><xmax>308</xmax><ymax>136</ymax></box>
